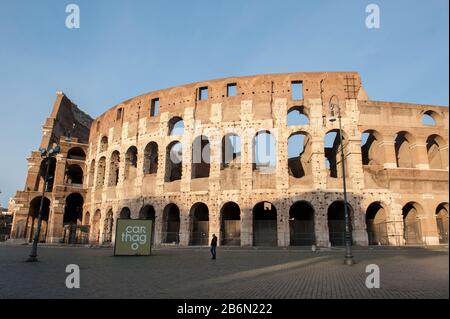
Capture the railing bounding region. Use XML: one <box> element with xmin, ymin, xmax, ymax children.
<box><xmin>160</xmin><ymin>232</ymin><xmax>180</xmax><ymax>245</ymax></box>
<box><xmin>62</xmin><ymin>224</ymin><xmax>90</xmax><ymax>244</ymax></box>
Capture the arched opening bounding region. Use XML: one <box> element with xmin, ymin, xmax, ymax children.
<box><xmin>88</xmin><ymin>159</ymin><xmax>95</xmax><ymax>187</ymax></box>
<box><xmin>221</xmin><ymin>134</ymin><xmax>241</xmax><ymax>169</ymax></box>
<box><xmin>395</xmin><ymin>132</ymin><xmax>415</xmax><ymax>168</ymax></box>
<box><xmin>26</xmin><ymin>196</ymin><xmax>50</xmax><ymax>243</ymax></box>
<box><xmin>192</xmin><ymin>136</ymin><xmax>210</xmax><ymax>179</ymax></box>
<box><xmin>119</xmin><ymin>207</ymin><xmax>131</xmax><ymax>219</ymax></box>
<box><xmin>422</xmin><ymin>111</ymin><xmax>437</xmax><ymax>126</ymax></box>
<box><xmin>139</xmin><ymin>205</ymin><xmax>156</xmax><ymax>244</ymax></box>
<box><xmin>143</xmin><ymin>142</ymin><xmax>158</xmax><ymax>175</ymax></box>
<box><xmin>253</xmin><ymin>202</ymin><xmax>277</xmax><ymax>246</ymax></box>
<box><xmin>287</xmin><ymin>106</ymin><xmax>309</xmax><ymax>126</ymax></box>
<box><xmin>91</xmin><ymin>210</ymin><xmax>102</xmax><ymax>244</ymax></box>
<box><xmin>288</xmin><ymin>132</ymin><xmax>312</xmax><ymax>178</ymax></box>
<box><xmin>289</xmin><ymin>201</ymin><xmax>315</xmax><ymax>246</ymax></box>
<box><xmin>67</xmin><ymin>147</ymin><xmax>86</xmax><ymax>160</ymax></box>
<box><xmin>162</xmin><ymin>204</ymin><xmax>180</xmax><ymax>244</ymax></box>
<box><xmin>34</xmin><ymin>157</ymin><xmax>57</xmax><ymax>192</ymax></box>
<box><xmin>220</xmin><ymin>202</ymin><xmax>241</xmax><ymax>245</ymax></box>
<box><xmin>402</xmin><ymin>202</ymin><xmax>423</xmax><ymax>245</ymax></box>
<box><xmin>366</xmin><ymin>202</ymin><xmax>388</xmax><ymax>245</ymax></box>
<box><xmin>253</xmin><ymin>131</ymin><xmax>276</xmax><ymax>172</ymax></box>
<box><xmin>324</xmin><ymin>130</ymin><xmax>349</xmax><ymax>178</ymax></box>
<box><xmin>84</xmin><ymin>212</ymin><xmax>90</xmax><ymax>225</ymax></box>
<box><xmin>96</xmin><ymin>157</ymin><xmax>106</xmax><ymax>187</ymax></box>
<box><xmin>436</xmin><ymin>203</ymin><xmax>449</xmax><ymax>244</ymax></box>
<box><xmin>108</xmin><ymin>151</ymin><xmax>120</xmax><ymax>186</ymax></box>
<box><xmin>361</xmin><ymin>130</ymin><xmax>384</xmax><ymax>166</ymax></box>
<box><xmin>165</xmin><ymin>141</ymin><xmax>182</xmax><ymax>182</ymax></box>
<box><xmin>190</xmin><ymin>203</ymin><xmax>209</xmax><ymax>245</ymax></box>
<box><xmin>427</xmin><ymin>135</ymin><xmax>448</xmax><ymax>169</ymax></box>
<box><xmin>103</xmin><ymin>209</ymin><xmax>114</xmax><ymax>243</ymax></box>
<box><xmin>327</xmin><ymin>201</ymin><xmax>353</xmax><ymax>246</ymax></box>
<box><xmin>63</xmin><ymin>193</ymin><xmax>84</xmax><ymax>244</ymax></box>
<box><xmin>124</xmin><ymin>146</ymin><xmax>138</xmax><ymax>180</ymax></box>
<box><xmin>100</xmin><ymin>136</ymin><xmax>109</xmax><ymax>152</ymax></box>
<box><xmin>64</xmin><ymin>164</ymin><xmax>83</xmax><ymax>185</ymax></box>
<box><xmin>168</xmin><ymin>117</ymin><xmax>184</xmax><ymax>136</ymax></box>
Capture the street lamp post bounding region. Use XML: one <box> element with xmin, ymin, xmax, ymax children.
<box><xmin>329</xmin><ymin>96</ymin><xmax>355</xmax><ymax>265</ymax></box>
<box><xmin>26</xmin><ymin>144</ymin><xmax>60</xmax><ymax>262</ymax></box>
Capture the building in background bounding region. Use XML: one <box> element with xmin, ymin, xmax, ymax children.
<box><xmin>8</xmin><ymin>72</ymin><xmax>449</xmax><ymax>247</ymax></box>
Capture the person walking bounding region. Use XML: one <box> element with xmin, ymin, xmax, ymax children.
<box><xmin>210</xmin><ymin>234</ymin><xmax>217</xmax><ymax>260</ymax></box>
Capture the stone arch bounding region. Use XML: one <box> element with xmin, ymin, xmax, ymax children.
<box><xmin>327</xmin><ymin>200</ymin><xmax>354</xmax><ymax>246</ymax></box>
<box><xmin>165</xmin><ymin>141</ymin><xmax>182</xmax><ymax>182</ymax></box>
<box><xmin>103</xmin><ymin>209</ymin><xmax>114</xmax><ymax>243</ymax></box>
<box><xmin>119</xmin><ymin>207</ymin><xmax>131</xmax><ymax>219</ymax></box>
<box><xmin>394</xmin><ymin>131</ymin><xmax>416</xmax><ymax>168</ymax></box>
<box><xmin>91</xmin><ymin>209</ymin><xmax>102</xmax><ymax>244</ymax></box>
<box><xmin>435</xmin><ymin>203</ymin><xmax>449</xmax><ymax>244</ymax></box>
<box><xmin>288</xmin><ymin>131</ymin><xmax>312</xmax><ymax>178</ymax></box>
<box><xmin>64</xmin><ymin>164</ymin><xmax>83</xmax><ymax>185</ymax></box>
<box><xmin>252</xmin><ymin>130</ymin><xmax>277</xmax><ymax>172</ymax></box>
<box><xmin>253</xmin><ymin>201</ymin><xmax>277</xmax><ymax>246</ymax></box>
<box><xmin>221</xmin><ymin>133</ymin><xmax>241</xmax><ymax>169</ymax></box>
<box><xmin>162</xmin><ymin>203</ymin><xmax>180</xmax><ymax>244</ymax></box>
<box><xmin>96</xmin><ymin>157</ymin><xmax>106</xmax><ymax>187</ymax></box>
<box><xmin>83</xmin><ymin>211</ymin><xmax>90</xmax><ymax>225</ymax></box>
<box><xmin>67</xmin><ymin>147</ymin><xmax>86</xmax><ymax>160</ymax></box>
<box><xmin>34</xmin><ymin>157</ymin><xmax>57</xmax><ymax>192</ymax></box>
<box><xmin>100</xmin><ymin>136</ymin><xmax>109</xmax><ymax>152</ymax></box>
<box><xmin>287</xmin><ymin>106</ymin><xmax>310</xmax><ymax>126</ymax></box>
<box><xmin>402</xmin><ymin>202</ymin><xmax>424</xmax><ymax>245</ymax></box>
<box><xmin>143</xmin><ymin>142</ymin><xmax>158</xmax><ymax>175</ymax></box>
<box><xmin>361</xmin><ymin>130</ymin><xmax>384</xmax><ymax>166</ymax></box>
<box><xmin>108</xmin><ymin>151</ymin><xmax>120</xmax><ymax>186</ymax></box>
<box><xmin>168</xmin><ymin>117</ymin><xmax>184</xmax><ymax>136</ymax></box>
<box><xmin>220</xmin><ymin>202</ymin><xmax>241</xmax><ymax>245</ymax></box>
<box><xmin>192</xmin><ymin>135</ymin><xmax>210</xmax><ymax>179</ymax></box>
<box><xmin>324</xmin><ymin>129</ymin><xmax>349</xmax><ymax>178</ymax></box>
<box><xmin>124</xmin><ymin>146</ymin><xmax>138</xmax><ymax>180</ymax></box>
<box><xmin>63</xmin><ymin>193</ymin><xmax>84</xmax><ymax>244</ymax></box>
<box><xmin>426</xmin><ymin>134</ymin><xmax>448</xmax><ymax>169</ymax></box>
<box><xmin>189</xmin><ymin>202</ymin><xmax>209</xmax><ymax>246</ymax></box>
<box><xmin>289</xmin><ymin>201</ymin><xmax>315</xmax><ymax>246</ymax></box>
<box><xmin>421</xmin><ymin>110</ymin><xmax>441</xmax><ymax>126</ymax></box>
<box><xmin>26</xmin><ymin>196</ymin><xmax>50</xmax><ymax>243</ymax></box>
<box><xmin>366</xmin><ymin>201</ymin><xmax>388</xmax><ymax>245</ymax></box>
<box><xmin>88</xmin><ymin>159</ymin><xmax>95</xmax><ymax>187</ymax></box>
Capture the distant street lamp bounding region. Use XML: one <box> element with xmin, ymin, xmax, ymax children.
<box><xmin>26</xmin><ymin>143</ymin><xmax>60</xmax><ymax>262</ymax></box>
<box><xmin>328</xmin><ymin>96</ymin><xmax>354</xmax><ymax>265</ymax></box>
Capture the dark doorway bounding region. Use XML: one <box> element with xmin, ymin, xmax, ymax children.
<box><xmin>289</xmin><ymin>201</ymin><xmax>315</xmax><ymax>246</ymax></box>
<box><xmin>253</xmin><ymin>202</ymin><xmax>277</xmax><ymax>246</ymax></box>
<box><xmin>436</xmin><ymin>204</ymin><xmax>449</xmax><ymax>244</ymax></box>
<box><xmin>221</xmin><ymin>202</ymin><xmax>241</xmax><ymax>245</ymax></box>
<box><xmin>139</xmin><ymin>205</ymin><xmax>156</xmax><ymax>244</ymax></box>
<box><xmin>119</xmin><ymin>207</ymin><xmax>131</xmax><ymax>219</ymax></box>
<box><xmin>190</xmin><ymin>203</ymin><xmax>209</xmax><ymax>245</ymax></box>
<box><xmin>327</xmin><ymin>201</ymin><xmax>353</xmax><ymax>246</ymax></box>
<box><xmin>162</xmin><ymin>204</ymin><xmax>180</xmax><ymax>244</ymax></box>
<box><xmin>403</xmin><ymin>203</ymin><xmax>422</xmax><ymax>245</ymax></box>
<box><xmin>63</xmin><ymin>193</ymin><xmax>84</xmax><ymax>244</ymax></box>
<box><xmin>366</xmin><ymin>202</ymin><xmax>388</xmax><ymax>245</ymax></box>
<box><xmin>26</xmin><ymin>196</ymin><xmax>50</xmax><ymax>243</ymax></box>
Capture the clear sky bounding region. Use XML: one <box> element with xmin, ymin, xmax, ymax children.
<box><xmin>0</xmin><ymin>0</ymin><xmax>448</xmax><ymax>207</ymax></box>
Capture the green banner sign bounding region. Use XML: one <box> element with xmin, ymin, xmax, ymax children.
<box><xmin>114</xmin><ymin>219</ymin><xmax>152</xmax><ymax>256</ymax></box>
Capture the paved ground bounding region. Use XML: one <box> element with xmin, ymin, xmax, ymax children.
<box><xmin>0</xmin><ymin>244</ymin><xmax>448</xmax><ymax>299</ymax></box>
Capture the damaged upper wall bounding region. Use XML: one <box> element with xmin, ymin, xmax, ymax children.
<box><xmin>89</xmin><ymin>72</ymin><xmax>367</xmax><ymax>148</ymax></box>
<box><xmin>40</xmin><ymin>92</ymin><xmax>93</xmax><ymax>148</ymax></box>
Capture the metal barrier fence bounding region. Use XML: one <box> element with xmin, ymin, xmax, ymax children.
<box><xmin>161</xmin><ymin>232</ymin><xmax>180</xmax><ymax>245</ymax></box>
<box><xmin>62</xmin><ymin>224</ymin><xmax>90</xmax><ymax>244</ymax></box>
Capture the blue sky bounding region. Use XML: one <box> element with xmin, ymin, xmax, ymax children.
<box><xmin>0</xmin><ymin>0</ymin><xmax>448</xmax><ymax>206</ymax></box>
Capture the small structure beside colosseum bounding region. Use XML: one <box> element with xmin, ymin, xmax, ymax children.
<box><xmin>8</xmin><ymin>72</ymin><xmax>449</xmax><ymax>247</ymax></box>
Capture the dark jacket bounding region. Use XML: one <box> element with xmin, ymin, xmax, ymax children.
<box><xmin>211</xmin><ymin>236</ymin><xmax>217</xmax><ymax>246</ymax></box>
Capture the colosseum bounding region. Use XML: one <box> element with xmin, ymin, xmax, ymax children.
<box><xmin>8</xmin><ymin>72</ymin><xmax>449</xmax><ymax>248</ymax></box>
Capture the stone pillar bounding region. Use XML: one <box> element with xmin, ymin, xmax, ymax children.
<box><xmin>314</xmin><ymin>198</ymin><xmax>330</xmax><ymax>247</ymax></box>
<box><xmin>47</xmin><ymin>201</ymin><xmax>64</xmax><ymax>243</ymax></box>
<box><xmin>380</xmin><ymin>135</ymin><xmax>397</xmax><ymax>168</ymax></box>
<box><xmin>181</xmin><ymin>108</ymin><xmax>194</xmax><ymax>192</ymax></box>
<box><xmin>208</xmin><ymin>201</ymin><xmax>220</xmax><ymax>245</ymax></box>
<box><xmin>387</xmin><ymin>199</ymin><xmax>405</xmax><ymax>246</ymax></box>
<box><xmin>179</xmin><ymin>207</ymin><xmax>189</xmax><ymax>246</ymax></box>
<box><xmin>411</xmin><ymin>142</ymin><xmax>430</xmax><ymax>169</ymax></box>
<box><xmin>277</xmin><ymin>200</ymin><xmax>289</xmax><ymax>247</ymax></box>
<box><xmin>241</xmin><ymin>207</ymin><xmax>252</xmax><ymax>246</ymax></box>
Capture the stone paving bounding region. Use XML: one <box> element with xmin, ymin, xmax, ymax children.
<box><xmin>0</xmin><ymin>244</ymin><xmax>448</xmax><ymax>299</ymax></box>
